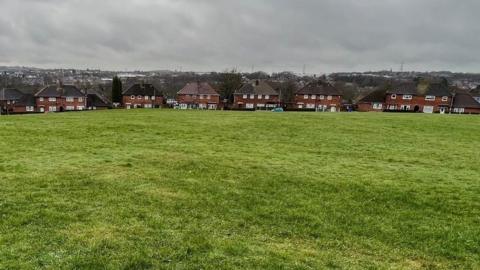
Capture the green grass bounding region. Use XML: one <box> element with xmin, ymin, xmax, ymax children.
<box><xmin>0</xmin><ymin>110</ymin><xmax>479</xmax><ymax>269</ymax></box>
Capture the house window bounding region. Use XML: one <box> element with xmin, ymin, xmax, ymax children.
<box><xmin>454</xmin><ymin>108</ymin><xmax>465</xmax><ymax>114</ymax></box>
<box><xmin>258</xmin><ymin>95</ymin><xmax>263</xmax><ymax>99</ymax></box>
<box><xmin>78</xmin><ymin>97</ymin><xmax>84</xmax><ymax>102</ymax></box>
<box><xmin>130</xmin><ymin>95</ymin><xmax>135</xmax><ymax>99</ymax></box>
<box><xmin>249</xmin><ymin>94</ymin><xmax>254</xmax><ymax>99</ymax></box>
<box><xmin>257</xmin><ymin>104</ymin><xmax>265</xmax><ymax>108</ymax></box>
<box><xmin>306</xmin><ymin>104</ymin><xmax>315</xmax><ymax>109</ymax></box>
<box><xmin>246</xmin><ymin>103</ymin><xmax>254</xmax><ymax>109</ymax></box>
<box><xmin>49</xmin><ymin>97</ymin><xmax>56</xmax><ymax>102</ymax></box>
<box><xmin>48</xmin><ymin>106</ymin><xmax>57</xmax><ymax>112</ymax></box>
<box><xmin>304</xmin><ymin>95</ymin><xmax>309</xmax><ymax>99</ymax></box>
<box><xmin>442</xmin><ymin>96</ymin><xmax>448</xmax><ymax>102</ymax></box>
<box><xmin>39</xmin><ymin>97</ymin><xmax>44</xmax><ymax>102</ymax></box>
<box><xmin>145</xmin><ymin>96</ymin><xmax>149</xmax><ymax>100</ymax></box>
<box><xmin>403</xmin><ymin>95</ymin><xmax>412</xmax><ymax>100</ymax></box>
<box><xmin>373</xmin><ymin>103</ymin><xmax>383</xmax><ymax>110</ymax></box>
<box><xmin>425</xmin><ymin>95</ymin><xmax>435</xmax><ymax>101</ymax></box>
<box><xmin>66</xmin><ymin>97</ymin><xmax>74</xmax><ymax>102</ymax></box>
<box><xmin>319</xmin><ymin>95</ymin><xmax>325</xmax><ymax>100</ymax></box>
<box><xmin>389</xmin><ymin>105</ymin><xmax>397</xmax><ymax>110</ymax></box>
<box><xmin>26</xmin><ymin>106</ymin><xmax>34</xmax><ymax>112</ymax></box>
<box><xmin>151</xmin><ymin>96</ymin><xmax>156</xmax><ymax>100</ymax></box>
<box><xmin>265</xmin><ymin>95</ymin><xmax>270</xmax><ymax>100</ymax></box>
<box><xmin>77</xmin><ymin>106</ymin><xmax>85</xmax><ymax>111</ymax></box>
<box><xmin>391</xmin><ymin>94</ymin><xmax>397</xmax><ymax>100</ymax></box>
<box><xmin>327</xmin><ymin>96</ymin><xmax>332</xmax><ymax>100</ymax></box>
<box><xmin>66</xmin><ymin>106</ymin><xmax>75</xmax><ymax>111</ymax></box>
<box><xmin>311</xmin><ymin>95</ymin><xmax>316</xmax><ymax>99</ymax></box>
<box><xmin>207</xmin><ymin>95</ymin><xmax>211</xmax><ymax>100</ymax></box>
<box><xmin>137</xmin><ymin>96</ymin><xmax>142</xmax><ymax>100</ymax></box>
<box><xmin>243</xmin><ymin>94</ymin><xmax>247</xmax><ymax>99</ymax></box>
<box><xmin>400</xmin><ymin>105</ymin><xmax>411</xmax><ymax>111</ymax></box>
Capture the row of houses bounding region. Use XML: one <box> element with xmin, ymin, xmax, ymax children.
<box><xmin>2</xmin><ymin>80</ymin><xmax>480</xmax><ymax>114</ymax></box>
<box><xmin>357</xmin><ymin>82</ymin><xmax>480</xmax><ymax>114</ymax></box>
<box><xmin>122</xmin><ymin>80</ymin><xmax>343</xmax><ymax>112</ymax></box>
<box><xmin>0</xmin><ymin>84</ymin><xmax>109</xmax><ymax>114</ymax></box>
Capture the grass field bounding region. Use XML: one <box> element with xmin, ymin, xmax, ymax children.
<box><xmin>0</xmin><ymin>110</ymin><xmax>479</xmax><ymax>269</ymax></box>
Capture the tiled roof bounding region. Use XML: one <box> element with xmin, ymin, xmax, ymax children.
<box><xmin>453</xmin><ymin>91</ymin><xmax>480</xmax><ymax>108</ymax></box>
<box><xmin>358</xmin><ymin>89</ymin><xmax>386</xmax><ymax>103</ymax></box>
<box><xmin>296</xmin><ymin>81</ymin><xmax>341</xmax><ymax>96</ymax></box>
<box><xmin>386</xmin><ymin>82</ymin><xmax>418</xmax><ymax>95</ymax></box>
<box><xmin>0</xmin><ymin>88</ymin><xmax>24</xmax><ymax>101</ymax></box>
<box><xmin>35</xmin><ymin>85</ymin><xmax>84</xmax><ymax>97</ymax></box>
<box><xmin>15</xmin><ymin>94</ymin><xmax>36</xmax><ymax>106</ymax></box>
<box><xmin>235</xmin><ymin>80</ymin><xmax>279</xmax><ymax>95</ymax></box>
<box><xmin>424</xmin><ymin>83</ymin><xmax>452</xmax><ymax>97</ymax></box>
<box><xmin>178</xmin><ymin>82</ymin><xmax>219</xmax><ymax>95</ymax></box>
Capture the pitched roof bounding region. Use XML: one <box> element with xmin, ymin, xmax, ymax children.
<box><xmin>15</xmin><ymin>94</ymin><xmax>36</xmax><ymax>106</ymax></box>
<box><xmin>0</xmin><ymin>88</ymin><xmax>24</xmax><ymax>101</ymax></box>
<box><xmin>423</xmin><ymin>83</ymin><xmax>452</xmax><ymax>97</ymax></box>
<box><xmin>470</xmin><ymin>87</ymin><xmax>480</xmax><ymax>96</ymax></box>
<box><xmin>178</xmin><ymin>82</ymin><xmax>219</xmax><ymax>95</ymax></box>
<box><xmin>386</xmin><ymin>82</ymin><xmax>418</xmax><ymax>95</ymax></box>
<box><xmin>35</xmin><ymin>85</ymin><xmax>84</xmax><ymax>97</ymax></box>
<box><xmin>358</xmin><ymin>88</ymin><xmax>386</xmax><ymax>103</ymax></box>
<box><xmin>453</xmin><ymin>91</ymin><xmax>480</xmax><ymax>109</ymax></box>
<box><xmin>235</xmin><ymin>80</ymin><xmax>279</xmax><ymax>95</ymax></box>
<box><xmin>87</xmin><ymin>88</ymin><xmax>110</xmax><ymax>107</ymax></box>
<box><xmin>122</xmin><ymin>83</ymin><xmax>162</xmax><ymax>96</ymax></box>
<box><xmin>296</xmin><ymin>81</ymin><xmax>341</xmax><ymax>96</ymax></box>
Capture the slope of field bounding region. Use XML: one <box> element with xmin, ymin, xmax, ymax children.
<box><xmin>0</xmin><ymin>110</ymin><xmax>479</xmax><ymax>269</ymax></box>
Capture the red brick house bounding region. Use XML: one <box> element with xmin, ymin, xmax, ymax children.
<box><xmin>357</xmin><ymin>88</ymin><xmax>386</xmax><ymax>112</ymax></box>
<box><xmin>122</xmin><ymin>83</ymin><xmax>164</xmax><ymax>109</ymax></box>
<box><xmin>385</xmin><ymin>82</ymin><xmax>452</xmax><ymax>113</ymax></box>
<box><xmin>0</xmin><ymin>88</ymin><xmax>36</xmax><ymax>114</ymax></box>
<box><xmin>35</xmin><ymin>84</ymin><xmax>86</xmax><ymax>112</ymax></box>
<box><xmin>177</xmin><ymin>82</ymin><xmax>220</xmax><ymax>110</ymax></box>
<box><xmin>233</xmin><ymin>80</ymin><xmax>280</xmax><ymax>110</ymax></box>
<box><xmin>294</xmin><ymin>81</ymin><xmax>342</xmax><ymax>112</ymax></box>
<box><xmin>452</xmin><ymin>90</ymin><xmax>480</xmax><ymax>114</ymax></box>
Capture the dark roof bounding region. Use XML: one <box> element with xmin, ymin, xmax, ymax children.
<box><xmin>35</xmin><ymin>85</ymin><xmax>84</xmax><ymax>97</ymax></box>
<box><xmin>87</xmin><ymin>88</ymin><xmax>110</xmax><ymax>107</ymax></box>
<box><xmin>358</xmin><ymin>89</ymin><xmax>386</xmax><ymax>103</ymax></box>
<box><xmin>16</xmin><ymin>94</ymin><xmax>36</xmax><ymax>106</ymax></box>
<box><xmin>178</xmin><ymin>82</ymin><xmax>219</xmax><ymax>95</ymax></box>
<box><xmin>386</xmin><ymin>82</ymin><xmax>418</xmax><ymax>95</ymax></box>
<box><xmin>453</xmin><ymin>92</ymin><xmax>480</xmax><ymax>109</ymax></box>
<box><xmin>470</xmin><ymin>87</ymin><xmax>480</xmax><ymax>96</ymax></box>
<box><xmin>296</xmin><ymin>81</ymin><xmax>341</xmax><ymax>96</ymax></box>
<box><xmin>235</xmin><ymin>80</ymin><xmax>279</xmax><ymax>95</ymax></box>
<box><xmin>0</xmin><ymin>88</ymin><xmax>24</xmax><ymax>101</ymax></box>
<box><xmin>423</xmin><ymin>83</ymin><xmax>452</xmax><ymax>97</ymax></box>
<box><xmin>87</xmin><ymin>94</ymin><xmax>110</xmax><ymax>107</ymax></box>
<box><xmin>122</xmin><ymin>83</ymin><xmax>162</xmax><ymax>96</ymax></box>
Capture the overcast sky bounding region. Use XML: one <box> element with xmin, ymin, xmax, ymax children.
<box><xmin>1</xmin><ymin>0</ymin><xmax>479</xmax><ymax>73</ymax></box>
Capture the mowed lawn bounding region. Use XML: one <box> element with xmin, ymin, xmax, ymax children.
<box><xmin>0</xmin><ymin>110</ymin><xmax>479</xmax><ymax>269</ymax></box>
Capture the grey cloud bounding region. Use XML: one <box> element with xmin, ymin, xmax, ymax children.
<box><xmin>0</xmin><ymin>0</ymin><xmax>479</xmax><ymax>73</ymax></box>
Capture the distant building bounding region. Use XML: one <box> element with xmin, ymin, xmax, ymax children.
<box><xmin>87</xmin><ymin>88</ymin><xmax>110</xmax><ymax>110</ymax></box>
<box><xmin>35</xmin><ymin>83</ymin><xmax>86</xmax><ymax>112</ymax></box>
<box><xmin>294</xmin><ymin>81</ymin><xmax>342</xmax><ymax>112</ymax></box>
<box><xmin>0</xmin><ymin>88</ymin><xmax>36</xmax><ymax>114</ymax></box>
<box><xmin>176</xmin><ymin>82</ymin><xmax>220</xmax><ymax>110</ymax></box>
<box><xmin>357</xmin><ymin>88</ymin><xmax>387</xmax><ymax>112</ymax></box>
<box><xmin>122</xmin><ymin>83</ymin><xmax>164</xmax><ymax>109</ymax></box>
<box><xmin>385</xmin><ymin>82</ymin><xmax>452</xmax><ymax>114</ymax></box>
<box><xmin>233</xmin><ymin>80</ymin><xmax>280</xmax><ymax>110</ymax></box>
<box><xmin>452</xmin><ymin>90</ymin><xmax>480</xmax><ymax>114</ymax></box>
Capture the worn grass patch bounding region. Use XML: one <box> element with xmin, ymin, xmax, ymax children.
<box><xmin>0</xmin><ymin>110</ymin><xmax>479</xmax><ymax>269</ymax></box>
